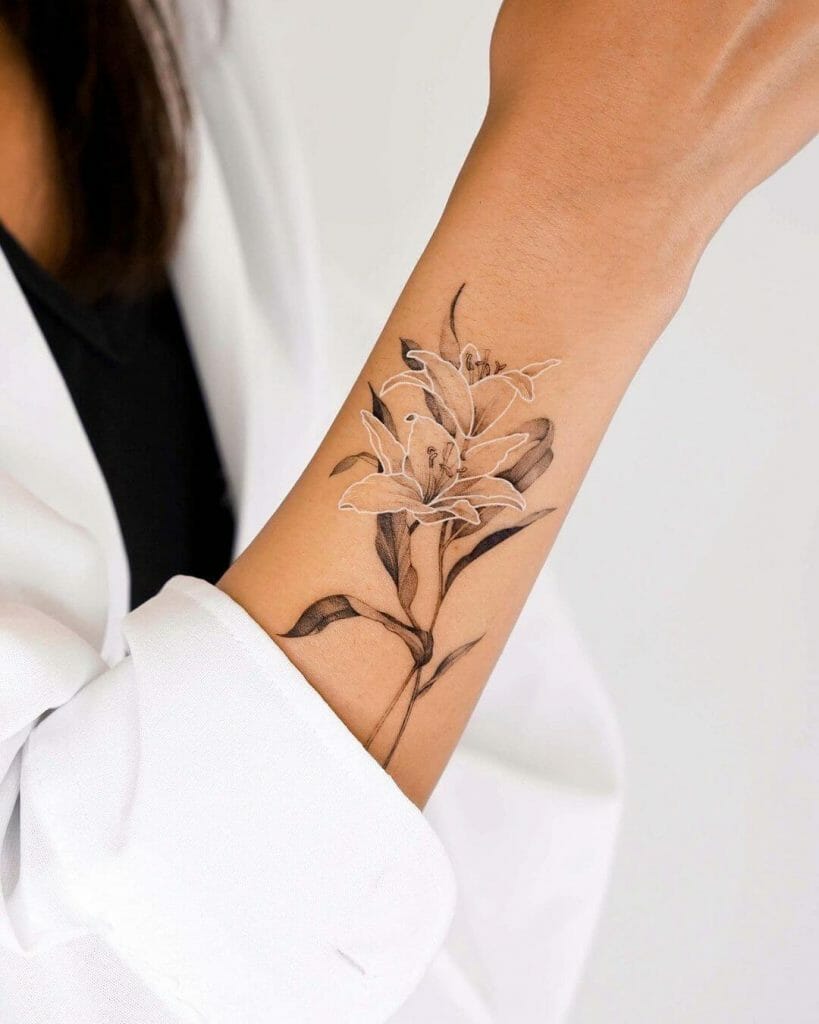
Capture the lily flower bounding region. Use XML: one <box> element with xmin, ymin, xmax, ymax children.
<box><xmin>338</xmin><ymin>411</ymin><xmax>527</xmax><ymax>526</ymax></box>
<box><xmin>381</xmin><ymin>345</ymin><xmax>560</xmax><ymax>440</ymax></box>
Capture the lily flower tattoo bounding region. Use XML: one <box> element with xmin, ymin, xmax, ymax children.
<box><xmin>282</xmin><ymin>285</ymin><xmax>560</xmax><ymax>768</ymax></box>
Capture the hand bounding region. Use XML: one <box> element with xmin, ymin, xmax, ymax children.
<box><xmin>487</xmin><ymin>0</ymin><xmax>819</xmax><ymax>309</ymax></box>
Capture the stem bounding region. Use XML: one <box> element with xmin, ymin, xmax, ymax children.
<box><xmin>382</xmin><ymin>521</ymin><xmax>453</xmax><ymax>769</ymax></box>
<box><xmin>382</xmin><ymin>665</ymin><xmax>423</xmax><ymax>769</ymax></box>
<box><xmin>365</xmin><ymin>662</ymin><xmax>417</xmax><ymax>749</ymax></box>
<box><xmin>429</xmin><ymin>519</ymin><xmax>450</xmax><ymax>626</ymax></box>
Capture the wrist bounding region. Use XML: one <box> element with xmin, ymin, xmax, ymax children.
<box><xmin>457</xmin><ymin>109</ymin><xmax>702</xmax><ymax>347</ymax></box>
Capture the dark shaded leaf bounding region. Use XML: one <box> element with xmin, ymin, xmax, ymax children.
<box><xmin>281</xmin><ymin>593</ymin><xmax>426</xmax><ymax>662</ymax></box>
<box><xmin>329</xmin><ymin>451</ymin><xmax>379</xmax><ymax>476</ymax></box>
<box><xmin>376</xmin><ymin>512</ymin><xmax>418</xmax><ymax>612</ymax></box>
<box><xmin>444</xmin><ymin>507</ymin><xmax>556</xmax><ymax>594</ymax></box>
<box><xmin>417</xmin><ymin>635</ymin><xmax>484</xmax><ymax>698</ymax></box>
<box><xmin>424</xmin><ymin>390</ymin><xmax>458</xmax><ymax>435</ymax></box>
<box><xmin>398</xmin><ymin>338</ymin><xmax>459</xmax><ymax>434</ymax></box>
<box><xmin>400</xmin><ymin>338</ymin><xmax>424</xmax><ymax>371</ymax></box>
<box><xmin>440</xmin><ymin>282</ymin><xmax>466</xmax><ymax>366</ymax></box>
<box><xmin>400</xmin><ymin>565</ymin><xmax>419</xmax><ymax>613</ymax></box>
<box><xmin>500</xmin><ymin>417</ymin><xmax>554</xmax><ymax>491</ymax></box>
<box><xmin>451</xmin><ymin>418</ymin><xmax>555</xmax><ymax>540</ymax></box>
<box><xmin>450</xmin><ymin>507</ymin><xmax>492</xmax><ymax>541</ymax></box>
<box><xmin>512</xmin><ymin>447</ymin><xmax>554</xmax><ymax>493</ymax></box>
<box><xmin>368</xmin><ymin>382</ymin><xmax>397</xmax><ymax>435</ymax></box>
<box><xmin>281</xmin><ymin>595</ymin><xmax>358</xmax><ymax>637</ymax></box>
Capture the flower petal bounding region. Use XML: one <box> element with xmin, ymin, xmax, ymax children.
<box><xmin>360</xmin><ymin>410</ymin><xmax>405</xmax><ymax>473</ymax></box>
<box><xmin>458</xmin><ymin>343</ymin><xmax>482</xmax><ymax>383</ymax></box>
<box><xmin>380</xmin><ymin>368</ymin><xmax>430</xmax><ymax>397</ymax></box>
<box><xmin>407</xmin><ymin>349</ymin><xmax>474</xmax><ymax>436</ymax></box>
<box><xmin>429</xmin><ymin>497</ymin><xmax>482</xmax><ymax>525</ymax></box>
<box><xmin>469</xmin><ymin>375</ymin><xmax>517</xmax><ymax>436</ymax></box>
<box><xmin>462</xmin><ymin>433</ymin><xmax>528</xmax><ymax>477</ymax></box>
<box><xmin>522</xmin><ymin>358</ymin><xmax>561</xmax><ymax>378</ymax></box>
<box><xmin>444</xmin><ymin>474</ymin><xmax>526</xmax><ymax>511</ymax></box>
<box><xmin>339</xmin><ymin>472</ymin><xmax>428</xmax><ymax>517</ymax></box>
<box><xmin>498</xmin><ymin>369</ymin><xmax>536</xmax><ymax>401</ymax></box>
<box><xmin>404</xmin><ymin>414</ymin><xmax>461</xmax><ymax>501</ymax></box>
<box><xmin>500</xmin><ymin>360</ymin><xmax>559</xmax><ymax>400</ymax></box>
<box><xmin>411</xmin><ymin>509</ymin><xmax>458</xmax><ymax>525</ymax></box>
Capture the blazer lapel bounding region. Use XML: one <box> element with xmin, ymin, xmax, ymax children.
<box><xmin>0</xmin><ymin>254</ymin><xmax>129</xmax><ymax>659</ymax></box>
<box><xmin>0</xmin><ymin>7</ymin><xmax>329</xmax><ymax>664</ymax></box>
<box><xmin>173</xmin><ymin>35</ymin><xmax>328</xmax><ymax>555</ymax></box>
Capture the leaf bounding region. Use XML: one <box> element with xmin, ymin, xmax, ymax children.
<box><xmin>329</xmin><ymin>451</ymin><xmax>379</xmax><ymax>476</ymax></box>
<box><xmin>280</xmin><ymin>595</ymin><xmax>359</xmax><ymax>636</ymax></box>
<box><xmin>416</xmin><ymin>635</ymin><xmax>484</xmax><ymax>698</ymax></box>
<box><xmin>512</xmin><ymin>447</ymin><xmax>554</xmax><ymax>493</ymax></box>
<box><xmin>500</xmin><ymin>417</ymin><xmax>554</xmax><ymax>492</ymax></box>
<box><xmin>424</xmin><ymin>390</ymin><xmax>458</xmax><ymax>435</ymax></box>
<box><xmin>368</xmin><ymin>382</ymin><xmax>397</xmax><ymax>435</ymax></box>
<box><xmin>451</xmin><ymin>418</ymin><xmax>555</xmax><ymax>540</ymax></box>
<box><xmin>400</xmin><ymin>338</ymin><xmax>424</xmax><ymax>371</ymax></box>
<box><xmin>400</xmin><ymin>565</ymin><xmax>419</xmax><ymax>613</ymax></box>
<box><xmin>281</xmin><ymin>593</ymin><xmax>426</xmax><ymax>663</ymax></box>
<box><xmin>375</xmin><ymin>512</ymin><xmax>419</xmax><ymax>612</ymax></box>
<box><xmin>440</xmin><ymin>282</ymin><xmax>466</xmax><ymax>366</ymax></box>
<box><xmin>444</xmin><ymin>507</ymin><xmax>556</xmax><ymax>595</ymax></box>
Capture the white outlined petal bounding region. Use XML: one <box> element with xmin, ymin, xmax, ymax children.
<box><xmin>380</xmin><ymin>368</ymin><xmax>430</xmax><ymax>397</ymax></box>
<box><xmin>431</xmin><ymin>497</ymin><xmax>482</xmax><ymax>525</ymax></box>
<box><xmin>407</xmin><ymin>349</ymin><xmax>474</xmax><ymax>436</ymax></box>
<box><xmin>522</xmin><ymin>358</ymin><xmax>561</xmax><ymax>378</ymax></box>
<box><xmin>411</xmin><ymin>509</ymin><xmax>458</xmax><ymax>525</ymax></box>
<box><xmin>338</xmin><ymin>472</ymin><xmax>428</xmax><ymax>517</ymax></box>
<box><xmin>445</xmin><ymin>475</ymin><xmax>526</xmax><ymax>511</ymax></box>
<box><xmin>462</xmin><ymin>433</ymin><xmax>528</xmax><ymax>477</ymax></box>
<box><xmin>500</xmin><ymin>360</ymin><xmax>559</xmax><ymax>401</ymax></box>
<box><xmin>360</xmin><ymin>410</ymin><xmax>405</xmax><ymax>473</ymax></box>
<box><xmin>404</xmin><ymin>414</ymin><xmax>461</xmax><ymax>500</ymax></box>
<box><xmin>498</xmin><ymin>369</ymin><xmax>536</xmax><ymax>401</ymax></box>
<box><xmin>468</xmin><ymin>375</ymin><xmax>517</xmax><ymax>436</ymax></box>
<box><xmin>458</xmin><ymin>343</ymin><xmax>482</xmax><ymax>379</ymax></box>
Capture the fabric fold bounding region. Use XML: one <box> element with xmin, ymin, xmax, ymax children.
<box><xmin>2</xmin><ymin>576</ymin><xmax>455</xmax><ymax>1023</ymax></box>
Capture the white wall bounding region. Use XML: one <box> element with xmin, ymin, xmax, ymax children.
<box><xmin>272</xmin><ymin>3</ymin><xmax>819</xmax><ymax>1021</ymax></box>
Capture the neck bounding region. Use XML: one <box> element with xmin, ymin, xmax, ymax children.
<box><xmin>0</xmin><ymin>19</ymin><xmax>71</xmax><ymax>276</ymax></box>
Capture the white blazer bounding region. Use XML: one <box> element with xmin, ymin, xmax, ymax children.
<box><xmin>0</xmin><ymin>8</ymin><xmax>623</xmax><ymax>1022</ymax></box>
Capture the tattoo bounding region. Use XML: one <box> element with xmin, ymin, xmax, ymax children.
<box><xmin>282</xmin><ymin>286</ymin><xmax>560</xmax><ymax>768</ymax></box>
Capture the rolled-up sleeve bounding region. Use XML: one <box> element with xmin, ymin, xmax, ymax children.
<box><xmin>0</xmin><ymin>576</ymin><xmax>455</xmax><ymax>1023</ymax></box>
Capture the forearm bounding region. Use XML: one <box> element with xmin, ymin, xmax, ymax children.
<box><xmin>219</xmin><ymin>109</ymin><xmax>681</xmax><ymax>806</ymax></box>
<box><xmin>221</xmin><ymin>0</ymin><xmax>818</xmax><ymax>806</ymax></box>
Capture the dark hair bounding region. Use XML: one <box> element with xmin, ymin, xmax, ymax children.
<box><xmin>0</xmin><ymin>0</ymin><xmax>191</xmax><ymax>300</ymax></box>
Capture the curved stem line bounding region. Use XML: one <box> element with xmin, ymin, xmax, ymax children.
<box><xmin>382</xmin><ymin>665</ymin><xmax>423</xmax><ymax>769</ymax></box>
<box><xmin>365</xmin><ymin>662</ymin><xmax>417</xmax><ymax>750</ymax></box>
<box><xmin>382</xmin><ymin>521</ymin><xmax>454</xmax><ymax>769</ymax></box>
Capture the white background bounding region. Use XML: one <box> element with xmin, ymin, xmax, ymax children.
<box><xmin>272</xmin><ymin>3</ymin><xmax>819</xmax><ymax>1021</ymax></box>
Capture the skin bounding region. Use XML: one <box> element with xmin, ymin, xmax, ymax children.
<box><xmin>2</xmin><ymin>2</ymin><xmax>818</xmax><ymax>807</ymax></box>
<box><xmin>0</xmin><ymin>21</ymin><xmax>70</xmax><ymax>272</ymax></box>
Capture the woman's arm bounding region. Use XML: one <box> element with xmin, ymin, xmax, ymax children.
<box><xmin>220</xmin><ymin>0</ymin><xmax>819</xmax><ymax>806</ymax></box>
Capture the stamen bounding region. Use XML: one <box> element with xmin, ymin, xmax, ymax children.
<box><xmin>440</xmin><ymin>441</ymin><xmax>456</xmax><ymax>477</ymax></box>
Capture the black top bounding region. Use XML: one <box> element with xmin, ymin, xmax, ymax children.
<box><xmin>0</xmin><ymin>222</ymin><xmax>235</xmax><ymax>609</ymax></box>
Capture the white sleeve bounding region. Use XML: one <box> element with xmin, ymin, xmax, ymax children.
<box><xmin>0</xmin><ymin>575</ymin><xmax>455</xmax><ymax>1023</ymax></box>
